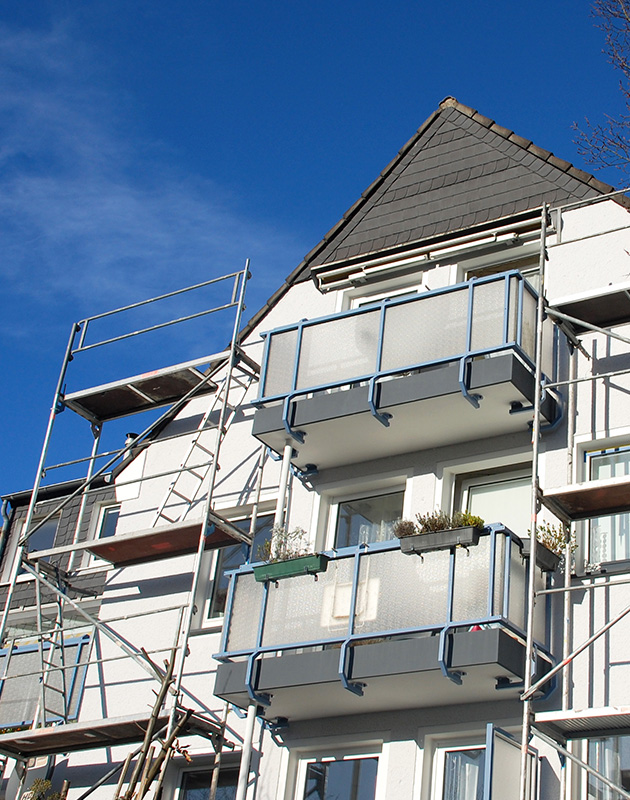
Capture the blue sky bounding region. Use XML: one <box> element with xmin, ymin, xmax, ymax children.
<box><xmin>0</xmin><ymin>0</ymin><xmax>627</xmax><ymax>494</ymax></box>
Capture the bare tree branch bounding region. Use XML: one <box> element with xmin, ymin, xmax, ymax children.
<box><xmin>574</xmin><ymin>0</ymin><xmax>630</xmax><ymax>176</ymax></box>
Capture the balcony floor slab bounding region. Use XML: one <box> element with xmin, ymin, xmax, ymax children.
<box><xmin>253</xmin><ymin>354</ymin><xmax>556</xmax><ymax>470</ymax></box>
<box><xmin>215</xmin><ymin>628</ymin><xmax>550</xmax><ymax>721</ymax></box>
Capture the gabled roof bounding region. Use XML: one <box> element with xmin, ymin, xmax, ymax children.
<box><xmin>240</xmin><ymin>96</ymin><xmax>629</xmax><ymax>339</ymax></box>
<box><xmin>307</xmin><ymin>96</ymin><xmax>626</xmax><ymax>268</ymax></box>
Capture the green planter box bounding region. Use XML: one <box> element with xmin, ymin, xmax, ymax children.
<box><xmin>253</xmin><ymin>554</ymin><xmax>329</xmax><ymax>582</ymax></box>
<box><xmin>399</xmin><ymin>526</ymin><xmax>485</xmax><ymax>555</ymax></box>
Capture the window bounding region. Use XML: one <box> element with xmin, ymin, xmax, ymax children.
<box><xmin>588</xmin><ymin>447</ymin><xmax>630</xmax><ymax>563</ymax></box>
<box><xmin>196</xmin><ymin>514</ymin><xmax>274</xmax><ymax>623</ymax></box>
<box><xmin>297</xmin><ymin>756</ymin><xmax>378</xmax><ymax>800</ymax></box>
<box><xmin>98</xmin><ymin>504</ymin><xmax>120</xmax><ymax>539</ymax></box>
<box><xmin>23</xmin><ymin>515</ymin><xmax>59</xmax><ymax>559</ymax></box>
<box><xmin>588</xmin><ymin>736</ymin><xmax>630</xmax><ymax>798</ymax></box>
<box><xmin>457</xmin><ymin>468</ymin><xmax>531</xmax><ymax>536</ymax></box>
<box><xmin>464</xmin><ymin>254</ymin><xmax>540</xmax><ymax>290</ymax></box>
<box><xmin>180</xmin><ymin>768</ymin><xmax>237</xmax><ymax>800</ymax></box>
<box><xmin>333</xmin><ymin>490</ymin><xmax>404</xmax><ymax>548</ymax></box>
<box><xmin>433</xmin><ymin>746</ymin><xmax>485</xmax><ymax>800</ymax></box>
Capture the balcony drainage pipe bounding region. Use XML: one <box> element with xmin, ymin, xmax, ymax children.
<box><xmin>235</xmin><ymin>702</ymin><xmax>258</xmax><ymax>800</ymax></box>
<box><xmin>274</xmin><ymin>443</ymin><xmax>294</xmax><ymax>529</ymax></box>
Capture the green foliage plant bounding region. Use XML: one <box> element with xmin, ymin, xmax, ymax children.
<box><xmin>394</xmin><ymin>510</ymin><xmax>485</xmax><ymax>538</ymax></box>
<box><xmin>257</xmin><ymin>525</ymin><xmax>312</xmax><ymax>563</ymax></box>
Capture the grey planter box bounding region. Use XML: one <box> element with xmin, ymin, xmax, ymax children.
<box><xmin>521</xmin><ymin>539</ymin><xmax>561</xmax><ymax>572</ymax></box>
<box><xmin>399</xmin><ymin>526</ymin><xmax>485</xmax><ymax>555</ymax></box>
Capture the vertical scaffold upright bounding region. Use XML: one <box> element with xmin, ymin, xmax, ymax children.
<box><xmin>0</xmin><ymin>261</ymin><xmax>261</xmax><ymax>798</ymax></box>
<box><xmin>518</xmin><ymin>191</ymin><xmax>630</xmax><ymax>800</ymax></box>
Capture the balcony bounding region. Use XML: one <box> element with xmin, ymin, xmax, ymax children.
<box><xmin>253</xmin><ymin>271</ymin><xmax>561</xmax><ymax>471</ymax></box>
<box><xmin>214</xmin><ymin>527</ymin><xmax>554</xmax><ymax>721</ymax></box>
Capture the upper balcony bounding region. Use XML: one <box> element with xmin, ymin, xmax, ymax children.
<box><xmin>253</xmin><ymin>271</ymin><xmax>561</xmax><ymax>471</ymax></box>
<box><xmin>213</xmin><ymin>526</ymin><xmax>554</xmax><ymax>722</ymax></box>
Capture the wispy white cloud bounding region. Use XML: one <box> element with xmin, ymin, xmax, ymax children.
<box><xmin>0</xmin><ymin>21</ymin><xmax>304</xmax><ymax>331</ymax></box>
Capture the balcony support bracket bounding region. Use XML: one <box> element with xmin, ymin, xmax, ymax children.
<box><xmin>281</xmin><ymin>395</ymin><xmax>305</xmax><ymax>444</ymax></box>
<box><xmin>367</xmin><ymin>378</ymin><xmax>392</xmax><ymax>427</ymax></box>
<box><xmin>245</xmin><ymin>653</ymin><xmax>272</xmax><ymax>707</ymax></box>
<box><xmin>438</xmin><ymin>625</ymin><xmax>464</xmax><ymax>685</ymax></box>
<box><xmin>458</xmin><ymin>356</ymin><xmax>482</xmax><ymax>409</ymax></box>
<box><xmin>338</xmin><ymin>640</ymin><xmax>365</xmax><ymax>696</ymax></box>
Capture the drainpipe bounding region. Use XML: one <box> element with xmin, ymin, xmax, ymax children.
<box><xmin>0</xmin><ymin>498</ymin><xmax>13</xmax><ymax>569</ymax></box>
<box><xmin>235</xmin><ymin>703</ymin><xmax>257</xmax><ymax>800</ymax></box>
<box><xmin>273</xmin><ymin>444</ymin><xmax>293</xmax><ymax>529</ymax></box>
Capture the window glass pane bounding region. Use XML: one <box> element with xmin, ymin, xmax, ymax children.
<box><xmin>181</xmin><ymin>769</ymin><xmax>237</xmax><ymax>800</ymax></box>
<box><xmin>588</xmin><ymin>736</ymin><xmax>630</xmax><ymax>798</ymax></box>
<box><xmin>466</xmin><ymin>476</ymin><xmax>531</xmax><ymax>535</ymax></box>
<box><xmin>26</xmin><ymin>517</ymin><xmax>59</xmax><ymax>557</ymax></box>
<box><xmin>335</xmin><ymin>492</ymin><xmax>404</xmax><ymax>548</ymax></box>
<box><xmin>443</xmin><ymin>749</ymin><xmax>485</xmax><ymax>800</ymax></box>
<box><xmin>590</xmin><ymin>451</ymin><xmax>630</xmax><ymax>563</ymax></box>
<box><xmin>304</xmin><ymin>758</ymin><xmax>378</xmax><ymax>800</ymax></box>
<box><xmin>99</xmin><ymin>506</ymin><xmax>120</xmax><ymax>538</ymax></box>
<box><xmin>209</xmin><ymin>514</ymin><xmax>274</xmax><ymax>618</ymax></box>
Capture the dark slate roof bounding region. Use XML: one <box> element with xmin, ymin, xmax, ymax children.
<box><xmin>239</xmin><ymin>97</ymin><xmax>628</xmax><ymax>341</ymax></box>
<box><xmin>307</xmin><ymin>97</ymin><xmax>626</xmax><ymax>267</ymax></box>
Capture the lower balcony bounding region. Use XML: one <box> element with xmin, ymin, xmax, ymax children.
<box><xmin>214</xmin><ymin>527</ymin><xmax>554</xmax><ymax>721</ymax></box>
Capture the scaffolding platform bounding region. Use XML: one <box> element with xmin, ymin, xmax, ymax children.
<box><xmin>29</xmin><ymin>512</ymin><xmax>251</xmax><ymax>568</ymax></box>
<box><xmin>542</xmin><ymin>475</ymin><xmax>630</xmax><ymax>522</ymax></box>
<box><xmin>535</xmin><ymin>707</ymin><xmax>630</xmax><ymax>743</ymax></box>
<box><xmin>62</xmin><ymin>353</ymin><xmax>230</xmax><ymax>424</ymax></box>
<box><xmin>551</xmin><ymin>281</ymin><xmax>630</xmax><ymax>333</ymax></box>
<box><xmin>0</xmin><ymin>711</ymin><xmax>223</xmax><ymax>760</ymax></box>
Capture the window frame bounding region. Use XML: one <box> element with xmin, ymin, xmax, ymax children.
<box><xmin>431</xmin><ymin>743</ymin><xmax>486</xmax><ymax>800</ymax></box>
<box><xmin>294</xmin><ymin>749</ymin><xmax>382</xmax><ymax>800</ymax></box>
<box><xmin>323</xmin><ymin>480</ymin><xmax>409</xmax><ymax>551</ymax></box>
<box><xmin>585</xmin><ymin>445</ymin><xmax>630</xmax><ymax>568</ymax></box>
<box><xmin>192</xmin><ymin>509</ymin><xmax>275</xmax><ymax>631</ymax></box>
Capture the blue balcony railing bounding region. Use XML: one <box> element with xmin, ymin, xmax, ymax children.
<box><xmin>256</xmin><ymin>271</ymin><xmax>557</xmax><ymax>442</ymax></box>
<box><xmin>215</xmin><ymin>526</ymin><xmax>551</xmax><ymax>706</ymax></box>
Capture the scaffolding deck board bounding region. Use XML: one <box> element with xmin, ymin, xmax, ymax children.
<box><xmin>535</xmin><ymin>707</ymin><xmax>630</xmax><ymax>742</ymax></box>
<box><xmin>0</xmin><ymin>711</ymin><xmax>223</xmax><ymax>759</ymax></box>
<box><xmin>542</xmin><ymin>475</ymin><xmax>630</xmax><ymax>521</ymax></box>
<box><xmin>551</xmin><ymin>281</ymin><xmax>630</xmax><ymax>333</ymax></box>
<box><xmin>0</xmin><ymin>713</ymin><xmax>170</xmax><ymax>759</ymax></box>
<box><xmin>62</xmin><ymin>351</ymin><xmax>232</xmax><ymax>423</ymax></box>
<box><xmin>29</xmin><ymin>512</ymin><xmax>251</xmax><ymax>567</ymax></box>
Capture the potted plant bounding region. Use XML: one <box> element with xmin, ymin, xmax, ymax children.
<box><xmin>394</xmin><ymin>510</ymin><xmax>486</xmax><ymax>555</ymax></box>
<box><xmin>523</xmin><ymin>522</ymin><xmax>576</xmax><ymax>572</ymax></box>
<box><xmin>253</xmin><ymin>525</ymin><xmax>329</xmax><ymax>582</ymax></box>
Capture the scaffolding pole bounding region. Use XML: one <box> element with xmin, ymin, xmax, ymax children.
<box><xmin>520</xmin><ymin>204</ymin><xmax>548</xmax><ymax>800</ymax></box>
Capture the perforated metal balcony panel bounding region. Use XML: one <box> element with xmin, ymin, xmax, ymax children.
<box><xmin>62</xmin><ymin>352</ymin><xmax>229</xmax><ymax>423</ymax></box>
<box><xmin>542</xmin><ymin>475</ymin><xmax>630</xmax><ymax>522</ymax></box>
<box><xmin>87</xmin><ymin>513</ymin><xmax>251</xmax><ymax>567</ymax></box>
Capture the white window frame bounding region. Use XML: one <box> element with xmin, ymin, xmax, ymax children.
<box><xmin>84</xmin><ymin>502</ymin><xmax>121</xmax><ymax>567</ymax></box>
<box><xmin>431</xmin><ymin>742</ymin><xmax>486</xmax><ymax>800</ymax></box>
<box><xmin>319</xmin><ymin>474</ymin><xmax>411</xmax><ymax>551</ymax></box>
<box><xmin>338</xmin><ymin>273</ymin><xmax>426</xmax><ymax>312</ymax></box>
<box><xmin>585</xmin><ymin>444</ymin><xmax>630</xmax><ymax>567</ymax></box>
<box><xmin>191</xmin><ymin>505</ymin><xmax>275</xmax><ymax>631</ymax></box>
<box><xmin>294</xmin><ymin>749</ymin><xmax>383</xmax><ymax>800</ymax></box>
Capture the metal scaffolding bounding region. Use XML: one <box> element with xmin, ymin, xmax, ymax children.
<box><xmin>519</xmin><ymin>190</ymin><xmax>630</xmax><ymax>800</ymax></box>
<box><xmin>0</xmin><ymin>262</ymin><xmax>260</xmax><ymax>799</ymax></box>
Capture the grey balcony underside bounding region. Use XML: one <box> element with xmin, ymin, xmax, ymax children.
<box><xmin>215</xmin><ymin>628</ymin><xmax>551</xmax><ymax>722</ymax></box>
<box><xmin>253</xmin><ymin>353</ymin><xmax>557</xmax><ymax>470</ymax></box>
